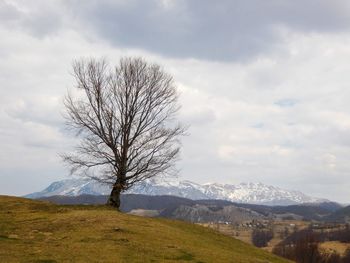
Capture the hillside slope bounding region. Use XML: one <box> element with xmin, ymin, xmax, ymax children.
<box><xmin>0</xmin><ymin>196</ymin><xmax>290</xmax><ymax>263</ymax></box>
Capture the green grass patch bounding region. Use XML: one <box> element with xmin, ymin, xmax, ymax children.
<box><xmin>174</xmin><ymin>250</ymin><xmax>195</xmax><ymax>261</ymax></box>
<box><xmin>0</xmin><ymin>195</ymin><xmax>291</xmax><ymax>263</ymax></box>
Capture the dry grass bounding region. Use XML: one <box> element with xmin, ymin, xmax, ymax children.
<box><xmin>320</xmin><ymin>241</ymin><xmax>350</xmax><ymax>256</ymax></box>
<box><xmin>200</xmin><ymin>219</ymin><xmax>310</xmax><ymax>254</ymax></box>
<box><xmin>264</xmin><ymin>220</ymin><xmax>309</xmax><ymax>252</ymax></box>
<box><xmin>0</xmin><ymin>196</ymin><xmax>291</xmax><ymax>263</ymax></box>
<box><xmin>200</xmin><ymin>223</ymin><xmax>254</xmax><ymax>245</ymax></box>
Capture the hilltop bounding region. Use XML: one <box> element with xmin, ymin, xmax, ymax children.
<box><xmin>0</xmin><ymin>195</ymin><xmax>290</xmax><ymax>263</ymax></box>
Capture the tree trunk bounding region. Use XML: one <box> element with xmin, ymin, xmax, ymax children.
<box><xmin>107</xmin><ymin>184</ymin><xmax>122</xmax><ymax>210</ymax></box>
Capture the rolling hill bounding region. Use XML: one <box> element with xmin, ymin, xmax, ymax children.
<box><xmin>0</xmin><ymin>195</ymin><xmax>290</xmax><ymax>262</ymax></box>
<box><xmin>38</xmin><ymin>194</ymin><xmax>342</xmax><ymax>223</ymax></box>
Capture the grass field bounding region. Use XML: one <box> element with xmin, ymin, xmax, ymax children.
<box><xmin>202</xmin><ymin>219</ymin><xmax>350</xmax><ymax>259</ymax></box>
<box><xmin>0</xmin><ymin>195</ymin><xmax>291</xmax><ymax>263</ymax></box>
<box><xmin>320</xmin><ymin>241</ymin><xmax>350</xmax><ymax>256</ymax></box>
<box><xmin>202</xmin><ymin>220</ymin><xmax>309</xmax><ymax>253</ymax></box>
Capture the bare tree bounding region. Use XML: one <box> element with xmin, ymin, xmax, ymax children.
<box><xmin>62</xmin><ymin>57</ymin><xmax>186</xmax><ymax>209</ymax></box>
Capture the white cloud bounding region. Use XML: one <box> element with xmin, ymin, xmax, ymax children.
<box><xmin>1</xmin><ymin>1</ymin><xmax>350</xmax><ymax>202</ymax></box>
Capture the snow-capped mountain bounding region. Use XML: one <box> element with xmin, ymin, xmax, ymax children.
<box><xmin>25</xmin><ymin>179</ymin><xmax>111</xmax><ymax>198</ymax></box>
<box><xmin>25</xmin><ymin>178</ymin><xmax>326</xmax><ymax>205</ymax></box>
<box><xmin>128</xmin><ymin>179</ymin><xmax>326</xmax><ymax>205</ymax></box>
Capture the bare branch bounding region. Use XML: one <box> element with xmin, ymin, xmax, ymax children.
<box><xmin>62</xmin><ymin>57</ymin><xmax>187</xmax><ymax>208</ymax></box>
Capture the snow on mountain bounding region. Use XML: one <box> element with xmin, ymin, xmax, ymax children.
<box><xmin>25</xmin><ymin>179</ymin><xmax>111</xmax><ymax>199</ymax></box>
<box><xmin>25</xmin><ymin>178</ymin><xmax>326</xmax><ymax>205</ymax></box>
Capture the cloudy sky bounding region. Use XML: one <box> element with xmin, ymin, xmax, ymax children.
<box><xmin>1</xmin><ymin>0</ymin><xmax>350</xmax><ymax>202</ymax></box>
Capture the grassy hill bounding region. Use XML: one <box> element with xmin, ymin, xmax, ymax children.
<box><xmin>0</xmin><ymin>196</ymin><xmax>291</xmax><ymax>263</ymax></box>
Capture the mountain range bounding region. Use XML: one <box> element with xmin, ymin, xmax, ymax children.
<box><xmin>26</xmin><ymin>178</ymin><xmax>327</xmax><ymax>206</ymax></box>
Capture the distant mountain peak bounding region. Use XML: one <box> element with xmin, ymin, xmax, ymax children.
<box><xmin>25</xmin><ymin>178</ymin><xmax>328</xmax><ymax>206</ymax></box>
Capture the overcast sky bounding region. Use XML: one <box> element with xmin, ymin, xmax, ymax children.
<box><xmin>1</xmin><ymin>0</ymin><xmax>350</xmax><ymax>202</ymax></box>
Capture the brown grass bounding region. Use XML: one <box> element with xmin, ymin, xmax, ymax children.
<box><xmin>0</xmin><ymin>195</ymin><xmax>291</xmax><ymax>263</ymax></box>
<box><xmin>320</xmin><ymin>241</ymin><xmax>350</xmax><ymax>256</ymax></box>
